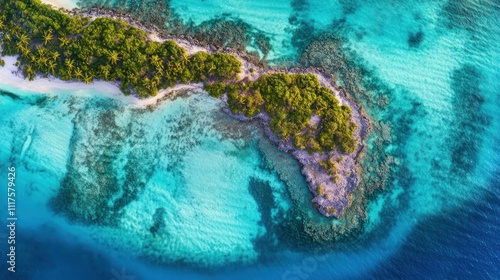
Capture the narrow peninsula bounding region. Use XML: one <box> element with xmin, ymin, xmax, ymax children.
<box><xmin>0</xmin><ymin>0</ymin><xmax>369</xmax><ymax>217</ymax></box>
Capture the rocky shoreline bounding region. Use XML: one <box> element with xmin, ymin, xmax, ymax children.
<box><xmin>51</xmin><ymin>5</ymin><xmax>372</xmax><ymax>218</ymax></box>
<box><xmin>221</xmin><ymin>70</ymin><xmax>370</xmax><ymax>217</ymax></box>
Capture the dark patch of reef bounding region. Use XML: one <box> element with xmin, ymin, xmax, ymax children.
<box><xmin>408</xmin><ymin>31</ymin><xmax>424</xmax><ymax>48</ymax></box>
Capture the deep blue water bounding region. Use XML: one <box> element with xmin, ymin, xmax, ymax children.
<box><xmin>1</xmin><ymin>0</ymin><xmax>499</xmax><ymax>279</ymax></box>
<box><xmin>372</xmin><ymin>174</ymin><xmax>500</xmax><ymax>279</ymax></box>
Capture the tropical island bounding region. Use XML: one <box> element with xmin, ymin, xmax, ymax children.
<box><xmin>0</xmin><ymin>0</ymin><xmax>369</xmax><ymax>217</ymax></box>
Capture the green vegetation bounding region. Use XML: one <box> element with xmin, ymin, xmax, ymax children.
<box><xmin>203</xmin><ymin>82</ymin><xmax>227</xmax><ymax>98</ymax></box>
<box><xmin>0</xmin><ymin>59</ymin><xmax>4</xmax><ymax>67</ymax></box>
<box><xmin>188</xmin><ymin>73</ymin><xmax>355</xmax><ymax>154</ymax></box>
<box><xmin>0</xmin><ymin>0</ymin><xmax>356</xmax><ymax>155</ymax></box>
<box><xmin>0</xmin><ymin>0</ymin><xmax>241</xmax><ymax>98</ymax></box>
<box><xmin>225</xmin><ymin>73</ymin><xmax>356</xmax><ymax>153</ymax></box>
<box><xmin>187</xmin><ymin>52</ymin><xmax>241</xmax><ymax>83</ymax></box>
<box><xmin>226</xmin><ymin>83</ymin><xmax>265</xmax><ymax>118</ymax></box>
<box><xmin>326</xmin><ymin>207</ymin><xmax>337</xmax><ymax>215</ymax></box>
<box><xmin>317</xmin><ymin>183</ymin><xmax>325</xmax><ymax>196</ymax></box>
<box><xmin>256</xmin><ymin>73</ymin><xmax>356</xmax><ymax>153</ymax></box>
<box><xmin>319</xmin><ymin>157</ymin><xmax>337</xmax><ymax>175</ymax></box>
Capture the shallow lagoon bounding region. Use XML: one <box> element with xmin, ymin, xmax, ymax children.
<box><xmin>0</xmin><ymin>87</ymin><xmax>304</xmax><ymax>268</ymax></box>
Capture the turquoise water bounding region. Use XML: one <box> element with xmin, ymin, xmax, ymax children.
<box><xmin>2</xmin><ymin>0</ymin><xmax>500</xmax><ymax>278</ymax></box>
<box><xmin>0</xmin><ymin>88</ymin><xmax>300</xmax><ymax>270</ymax></box>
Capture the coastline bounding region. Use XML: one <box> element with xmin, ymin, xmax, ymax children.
<box><xmin>221</xmin><ymin>69</ymin><xmax>370</xmax><ymax>217</ymax></box>
<box><xmin>0</xmin><ymin>56</ymin><xmax>204</xmax><ymax>107</ymax></box>
<box><xmin>4</xmin><ymin>4</ymin><xmax>372</xmax><ymax>218</ymax></box>
<box><xmin>41</xmin><ymin>0</ymin><xmax>77</xmax><ymax>10</ymax></box>
<box><xmin>0</xmin><ymin>56</ymin><xmax>123</xmax><ymax>99</ymax></box>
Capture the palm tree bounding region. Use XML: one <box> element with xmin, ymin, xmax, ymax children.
<box><xmin>102</xmin><ymin>69</ymin><xmax>110</xmax><ymax>80</ymax></box>
<box><xmin>24</xmin><ymin>65</ymin><xmax>35</xmax><ymax>81</ymax></box>
<box><xmin>108</xmin><ymin>51</ymin><xmax>119</xmax><ymax>65</ymax></box>
<box><xmin>155</xmin><ymin>67</ymin><xmax>164</xmax><ymax>76</ymax></box>
<box><xmin>207</xmin><ymin>64</ymin><xmax>215</xmax><ymax>73</ymax></box>
<box><xmin>58</xmin><ymin>37</ymin><xmax>70</xmax><ymax>48</ymax></box>
<box><xmin>64</xmin><ymin>58</ymin><xmax>74</xmax><ymax>70</ymax></box>
<box><xmin>27</xmin><ymin>54</ymin><xmax>37</xmax><ymax>64</ymax></box>
<box><xmin>40</xmin><ymin>56</ymin><xmax>48</xmax><ymax>67</ymax></box>
<box><xmin>48</xmin><ymin>61</ymin><xmax>56</xmax><ymax>75</ymax></box>
<box><xmin>16</xmin><ymin>42</ymin><xmax>27</xmax><ymax>54</ymax></box>
<box><xmin>43</xmin><ymin>30</ymin><xmax>53</xmax><ymax>45</ymax></box>
<box><xmin>61</xmin><ymin>68</ymin><xmax>72</xmax><ymax>80</ymax></box>
<box><xmin>152</xmin><ymin>75</ymin><xmax>161</xmax><ymax>88</ymax></box>
<box><xmin>36</xmin><ymin>45</ymin><xmax>47</xmax><ymax>56</ymax></box>
<box><xmin>150</xmin><ymin>55</ymin><xmax>163</xmax><ymax>70</ymax></box>
<box><xmin>20</xmin><ymin>46</ymin><xmax>30</xmax><ymax>57</ymax></box>
<box><xmin>52</xmin><ymin>51</ymin><xmax>60</xmax><ymax>61</ymax></box>
<box><xmin>100</xmin><ymin>66</ymin><xmax>110</xmax><ymax>80</ymax></box>
<box><xmin>143</xmin><ymin>77</ymin><xmax>151</xmax><ymax>90</ymax></box>
<box><xmin>83</xmin><ymin>73</ymin><xmax>93</xmax><ymax>84</ymax></box>
<box><xmin>171</xmin><ymin>61</ymin><xmax>181</xmax><ymax>71</ymax></box>
<box><xmin>181</xmin><ymin>53</ymin><xmax>189</xmax><ymax>63</ymax></box>
<box><xmin>74</xmin><ymin>68</ymin><xmax>83</xmax><ymax>79</ymax></box>
<box><xmin>34</xmin><ymin>57</ymin><xmax>43</xmax><ymax>69</ymax></box>
<box><xmin>4</xmin><ymin>33</ymin><xmax>11</xmax><ymax>43</ymax></box>
<box><xmin>19</xmin><ymin>34</ymin><xmax>29</xmax><ymax>45</ymax></box>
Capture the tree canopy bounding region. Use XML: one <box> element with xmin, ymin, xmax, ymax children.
<box><xmin>0</xmin><ymin>0</ymin><xmax>241</xmax><ymax>98</ymax></box>
<box><xmin>211</xmin><ymin>73</ymin><xmax>357</xmax><ymax>154</ymax></box>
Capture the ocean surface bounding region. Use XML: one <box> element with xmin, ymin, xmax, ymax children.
<box><xmin>1</xmin><ymin>0</ymin><xmax>499</xmax><ymax>279</ymax></box>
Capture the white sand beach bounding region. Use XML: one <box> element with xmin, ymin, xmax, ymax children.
<box><xmin>41</xmin><ymin>0</ymin><xmax>78</xmax><ymax>9</ymax></box>
<box><xmin>0</xmin><ymin>56</ymin><xmax>202</xmax><ymax>106</ymax></box>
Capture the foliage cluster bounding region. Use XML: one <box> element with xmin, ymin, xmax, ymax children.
<box><xmin>317</xmin><ymin>183</ymin><xmax>325</xmax><ymax>196</ymax></box>
<box><xmin>0</xmin><ymin>0</ymin><xmax>241</xmax><ymax>98</ymax></box>
<box><xmin>203</xmin><ymin>82</ymin><xmax>226</xmax><ymax>98</ymax></box>
<box><xmin>257</xmin><ymin>73</ymin><xmax>356</xmax><ymax>153</ymax></box>
<box><xmin>226</xmin><ymin>83</ymin><xmax>265</xmax><ymax>118</ymax></box>
<box><xmin>209</xmin><ymin>73</ymin><xmax>356</xmax><ymax>154</ymax></box>
<box><xmin>319</xmin><ymin>158</ymin><xmax>337</xmax><ymax>176</ymax></box>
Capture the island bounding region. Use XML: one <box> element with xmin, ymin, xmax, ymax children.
<box><xmin>0</xmin><ymin>0</ymin><xmax>369</xmax><ymax>217</ymax></box>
